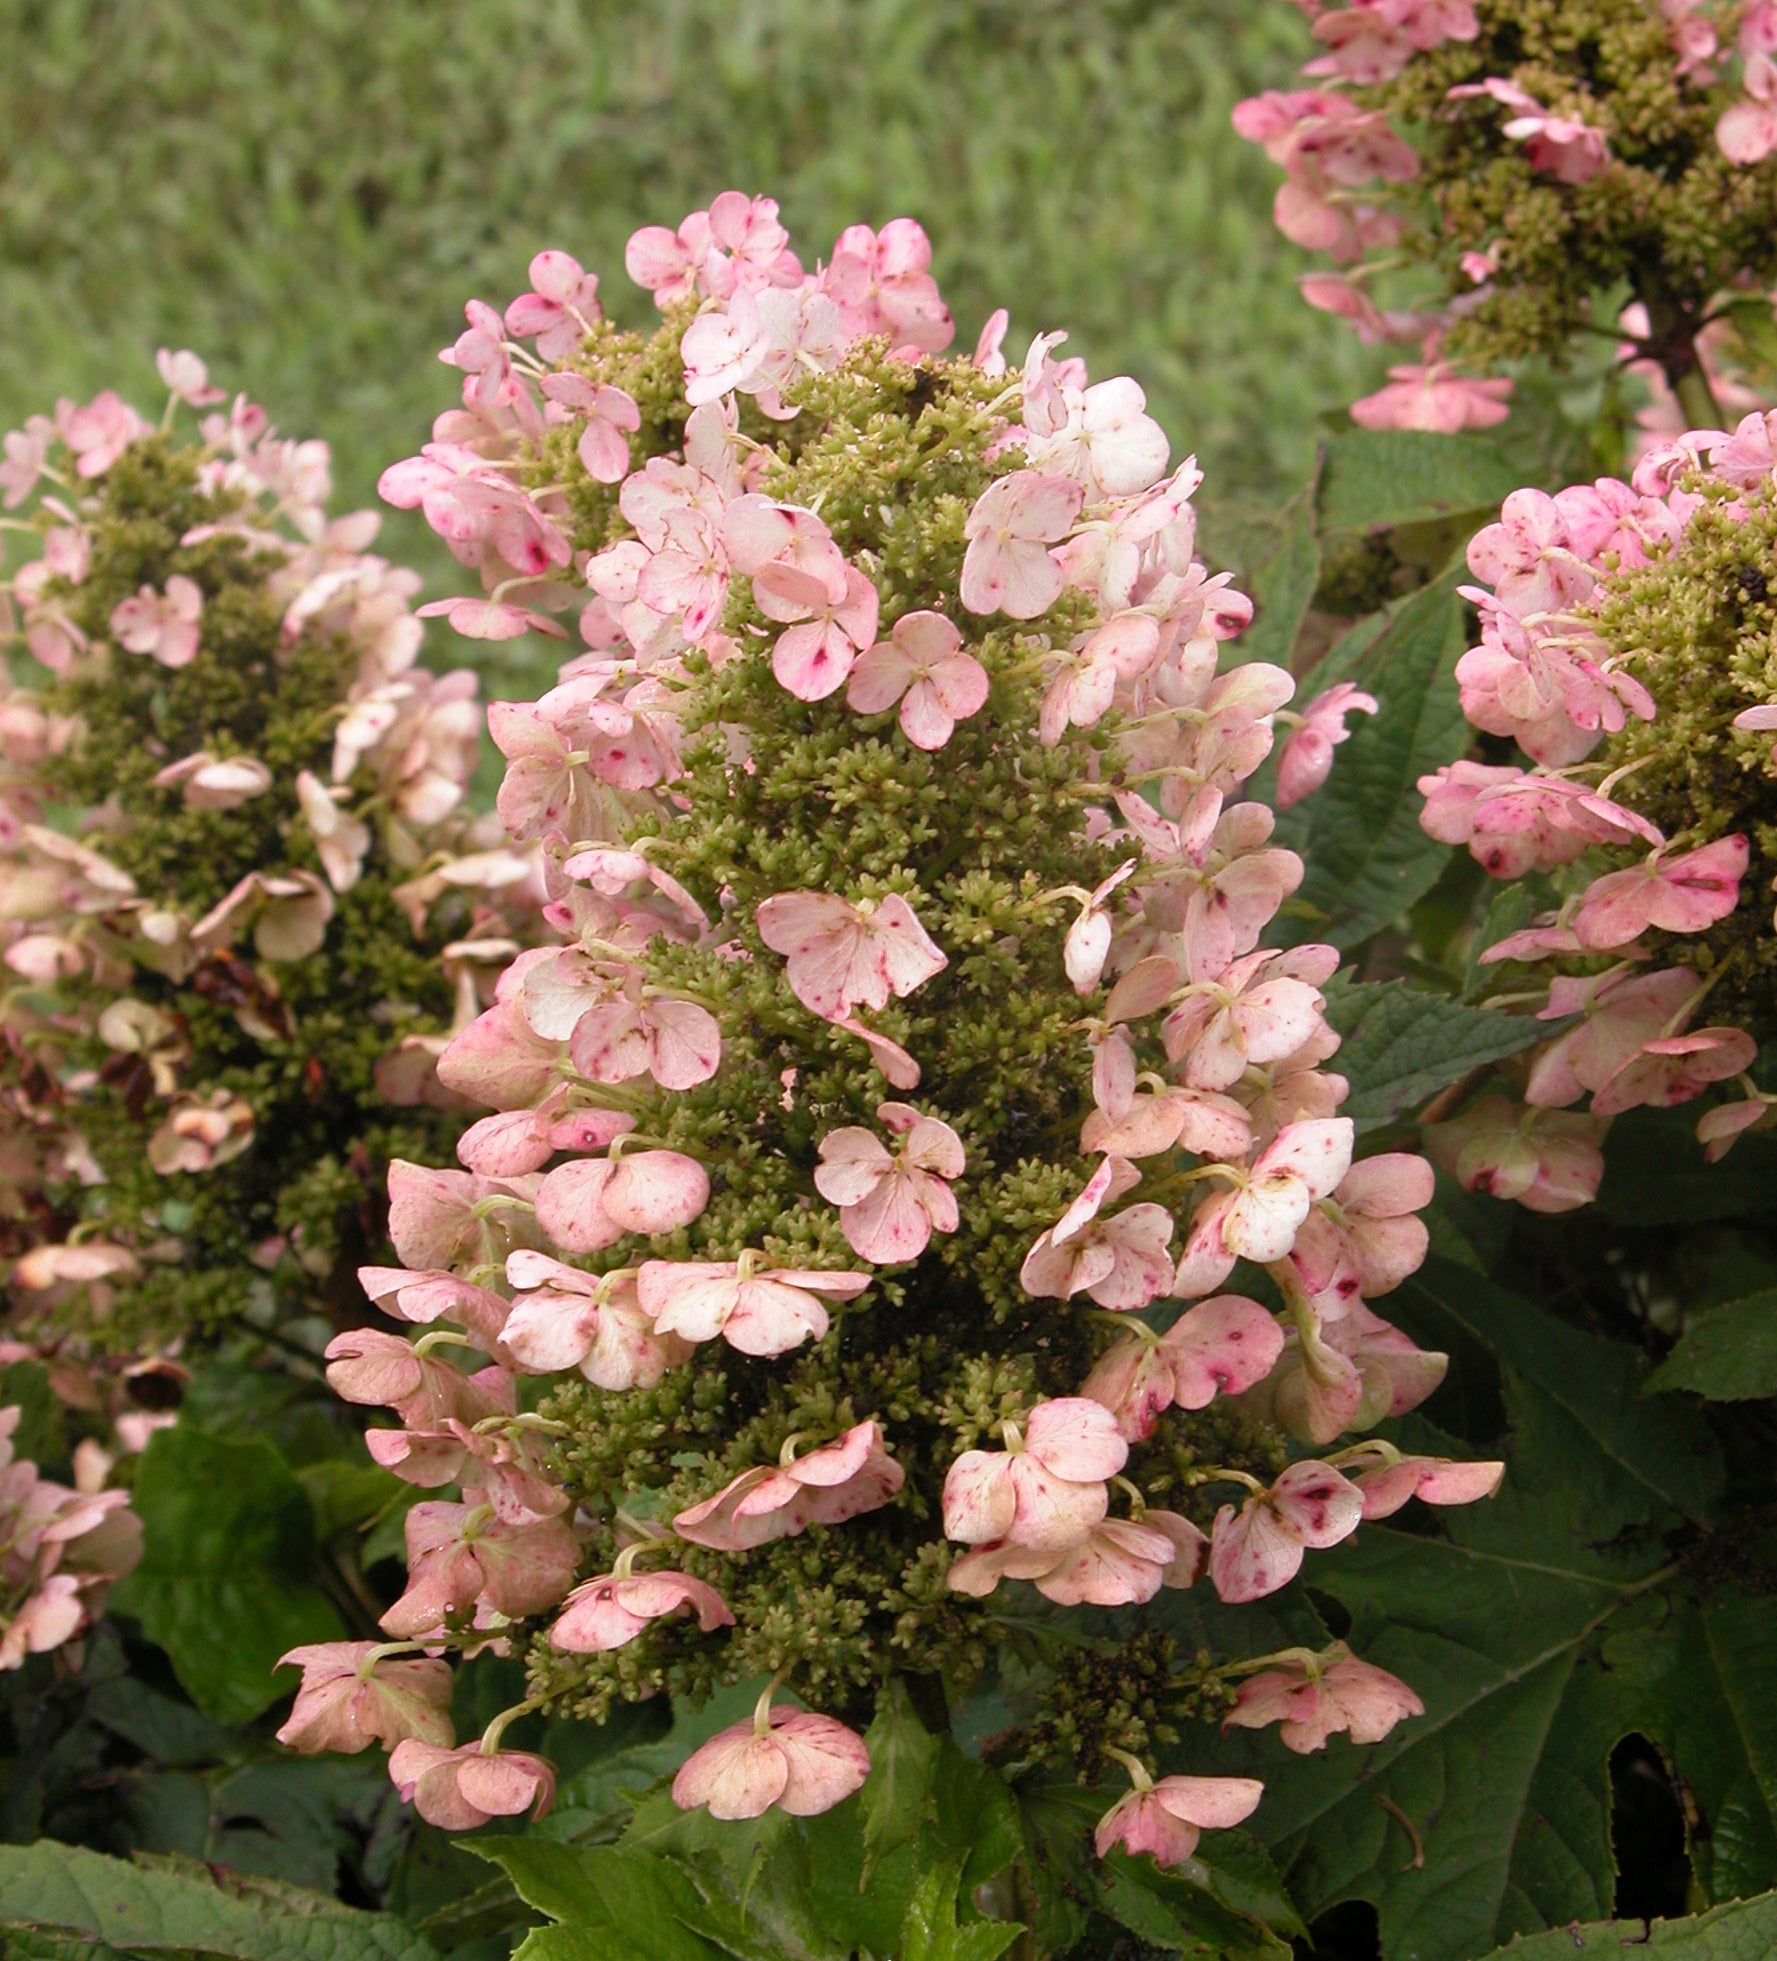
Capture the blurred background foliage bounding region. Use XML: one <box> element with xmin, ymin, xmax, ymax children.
<box><xmin>0</xmin><ymin>0</ymin><xmax>1382</xmax><ymax>596</ymax></box>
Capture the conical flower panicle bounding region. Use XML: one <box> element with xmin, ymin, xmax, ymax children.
<box><xmin>1419</xmin><ymin>421</ymin><xmax>1777</xmax><ymax>1196</ymax></box>
<box><xmin>0</xmin><ymin>364</ymin><xmax>530</xmax><ymax>1358</ymax></box>
<box><xmin>1233</xmin><ymin>2</ymin><xmax>1777</xmax><ymax>436</ymax></box>
<box><xmin>326</xmin><ymin>200</ymin><xmax>1496</xmax><ymax>1867</ymax></box>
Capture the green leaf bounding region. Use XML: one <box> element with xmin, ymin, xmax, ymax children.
<box><xmin>860</xmin><ymin>1678</ymin><xmax>943</xmax><ymax>1876</ymax></box>
<box><xmin>931</xmin><ymin>1740</ymin><xmax>1025</xmax><ymax>1890</ymax></box>
<box><xmin>1394</xmin><ymin>1258</ymin><xmax>1724</xmax><ymax>1528</ymax></box>
<box><xmin>897</xmin><ymin>1862</ymin><xmax>1023</xmax><ymax>1961</ymax></box>
<box><xmin>1274</xmin><ymin>580</ymin><xmax>1468</xmax><ymax>951</ymax></box>
<box><xmin>1620</xmin><ymin>1589</ymin><xmax>1777</xmax><ymax>1905</ymax></box>
<box><xmin>1647</xmin><ymin>1291</ymin><xmax>1777</xmax><ymax>1400</ymax></box>
<box><xmin>0</xmin><ymin>1841</ymin><xmax>437</xmax><ymax>1961</ymax></box>
<box><xmin>1236</xmin><ymin>1508</ymin><xmax>1657</xmax><ymax>1959</ymax></box>
<box><xmin>4</xmin><ymin>1933</ymin><xmax>124</xmax><ymax>1961</ymax></box>
<box><xmin>469</xmin><ymin>1844</ymin><xmax>727</xmax><ymax>1961</ymax></box>
<box><xmin>1317</xmin><ymin>428</ymin><xmax>1519</xmax><ymax>534</ymax></box>
<box><xmin>1467</xmin><ymin>1889</ymin><xmax>1777</xmax><ymax>1957</ymax></box>
<box><xmin>531</xmin><ymin>1701</ymin><xmax>679</xmax><ymax>1842</ymax></box>
<box><xmin>82</xmin><ymin>1673</ymin><xmax>237</xmax><ymax>1770</ymax></box>
<box><xmin>110</xmin><ymin>1426</ymin><xmax>345</xmax><ymax>1724</ymax></box>
<box><xmin>1195</xmin><ymin>1833</ymin><xmax>1308</xmax><ymax>1943</ymax></box>
<box><xmin>1229</xmin><ymin>491</ymin><xmax>1321</xmax><ymax>671</ymax></box>
<box><xmin>1098</xmin><ymin>1852</ymin><xmax>1289</xmax><ymax>1960</ymax></box>
<box><xmin>1322</xmin><ymin>976</ymin><xmax>1552</xmax><ymax>1132</ymax></box>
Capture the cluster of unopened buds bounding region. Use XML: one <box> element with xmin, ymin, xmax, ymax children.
<box><xmin>1418</xmin><ymin>411</ymin><xmax>1777</xmax><ymax>1204</ymax></box>
<box><xmin>280</xmin><ymin>195</ymin><xmax>1503</xmax><ymax>1872</ymax></box>
<box><xmin>0</xmin><ymin>1404</ymin><xmax>141</xmax><ymax>1671</ymax></box>
<box><xmin>1233</xmin><ymin>1</ymin><xmax>1777</xmax><ymax>430</ymax></box>
<box><xmin>0</xmin><ymin>354</ymin><xmax>530</xmax><ymax>1316</ymax></box>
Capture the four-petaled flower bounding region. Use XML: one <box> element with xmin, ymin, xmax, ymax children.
<box><xmin>960</xmin><ymin>471</ymin><xmax>1084</xmax><ymax>620</ymax></box>
<box><xmin>756</xmin><ymin>890</ymin><xmax>947</xmax><ymax>1020</ymax></box>
<box><xmin>846</xmin><ymin>610</ymin><xmax>989</xmax><ymax>750</ymax></box>
<box><xmin>672</xmin><ymin>1697</ymin><xmax>869</xmax><ymax>1821</ymax></box>
<box><xmin>638</xmin><ymin>1254</ymin><xmax>871</xmax><ymax>1356</ymax></box>
<box><xmin>813</xmin><ymin>1103</ymin><xmax>965</xmax><ymax>1264</ymax></box>
<box><xmin>1094</xmin><ymin>1773</ymin><xmax>1264</xmax><ymax>1869</ymax></box>
<box><xmin>111</xmin><ymin>575</ymin><xmax>203</xmax><ymax>669</ymax></box>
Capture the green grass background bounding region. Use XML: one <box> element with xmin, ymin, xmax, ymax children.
<box><xmin>1</xmin><ymin>0</ymin><xmax>1381</xmax><ymax>601</ymax></box>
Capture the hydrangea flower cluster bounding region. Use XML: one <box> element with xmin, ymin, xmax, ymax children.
<box><xmin>0</xmin><ymin>362</ymin><xmax>535</xmax><ymax>1353</ymax></box>
<box><xmin>1234</xmin><ymin>2</ymin><xmax>1777</xmax><ymax>429</ymax></box>
<box><xmin>1419</xmin><ymin>412</ymin><xmax>1777</xmax><ymax>1200</ymax></box>
<box><xmin>288</xmin><ymin>198</ymin><xmax>1501</xmax><ymax>1868</ymax></box>
<box><xmin>0</xmin><ymin>1404</ymin><xmax>141</xmax><ymax>1671</ymax></box>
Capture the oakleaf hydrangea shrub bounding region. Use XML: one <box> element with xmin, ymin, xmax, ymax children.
<box><xmin>1420</xmin><ymin>413</ymin><xmax>1777</xmax><ymax>1201</ymax></box>
<box><xmin>290</xmin><ymin>198</ymin><xmax>1502</xmax><ymax>1870</ymax></box>
<box><xmin>1234</xmin><ymin>1</ymin><xmax>1777</xmax><ymax>431</ymax></box>
<box><xmin>0</xmin><ymin>361</ymin><xmax>535</xmax><ymax>1355</ymax></box>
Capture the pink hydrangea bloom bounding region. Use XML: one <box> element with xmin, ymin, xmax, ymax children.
<box><xmin>548</xmin><ymin>1566</ymin><xmax>735</xmax><ymax>1652</ymax></box>
<box><xmin>110</xmin><ymin>576</ymin><xmax>203</xmax><ymax>669</ymax></box>
<box><xmin>156</xmin><ymin>348</ymin><xmax>226</xmax><ymax>407</ymax></box>
<box><xmin>813</xmin><ymin>1102</ymin><xmax>964</xmax><ymax>1264</ymax></box>
<box><xmin>949</xmin><ymin>1513</ymin><xmax>1184</xmax><ymax>1607</ymax></box>
<box><xmin>1175</xmin><ymin>1119</ymin><xmax>1355</xmax><ymax>1295</ymax></box>
<box><xmin>760</xmin><ymin>556</ymin><xmax>880</xmax><ymax>702</ymax></box>
<box><xmin>379</xmin><ymin>1500</ymin><xmax>580</xmax><ymax>1639</ymax></box>
<box><xmin>1570</xmin><ymin>835</ymin><xmax>1748</xmax><ymax>949</ymax></box>
<box><xmin>1161</xmin><ymin>947</ymin><xmax>1336</xmax><ymax>1091</ymax></box>
<box><xmin>275</xmin><ymin>1642</ymin><xmax>455</xmax><ymax>1755</ymax></box>
<box><xmin>672</xmin><ymin>1703</ymin><xmax>869</xmax><ymax>1820</ymax></box>
<box><xmin>1276</xmin><ymin>684</ymin><xmax>1379</xmax><ymax>806</ymax></box>
<box><xmin>1289</xmin><ymin>1151</ymin><xmax>1436</xmax><ymax>1305</ymax></box>
<box><xmin>674</xmin><ymin>1421</ymin><xmax>904</xmax><ymax>1552</ymax></box>
<box><xmin>504</xmin><ymin>250</ymin><xmax>603</xmax><ymax>360</ymax></box>
<box><xmin>822</xmin><ymin>219</ymin><xmax>954</xmax><ymax>355</ymax></box>
<box><xmin>1719</xmin><ymin>52</ymin><xmax>1777</xmax><ymax>161</ymax></box>
<box><xmin>1224</xmin><ymin>1646</ymin><xmax>1424</xmax><ymax>1753</ymax></box>
<box><xmin>637</xmin><ymin>1255</ymin><xmax>871</xmax><ymax>1355</ymax></box>
<box><xmin>502</xmin><ymin>1252</ymin><xmax>693</xmax><ymax>1388</ymax></box>
<box><xmin>1424</xmin><ymin>1095</ymin><xmax>1607</xmax><ymax>1211</ymax></box>
<box><xmin>1019</xmin><ymin>1157</ymin><xmax>1176</xmax><ymax>1312</ymax></box>
<box><xmin>943</xmin><ymin>1397</ymin><xmax>1126</xmax><ymax>1554</ymax></box>
<box><xmin>1419</xmin><ymin>761</ymin><xmax>1662</xmax><ymax>878</ymax></box>
<box><xmin>1094</xmin><ymin>1774</ymin><xmax>1264</xmax><ymax>1868</ymax></box>
<box><xmin>959</xmin><ymin>471</ymin><xmax>1084</xmax><ymax>620</ymax></box>
<box><xmin>389</xmin><ymin>1741</ymin><xmax>556</xmax><ymax>1831</ymax></box>
<box><xmin>1350</xmin><ymin>362</ymin><xmax>1513</xmax><ymax>432</ymax></box>
<box><xmin>1209</xmin><ymin>1461</ymin><xmax>1364</xmax><ymax>1603</ymax></box>
<box><xmin>846</xmin><ymin>609</ymin><xmax>990</xmax><ymax>750</ymax></box>
<box><xmin>58</xmin><ymin>391</ymin><xmax>150</xmax><ymax>477</ymax></box>
<box><xmin>532</xmin><ymin>1147</ymin><xmax>710</xmax><ymax>1254</ymax></box>
<box><xmin>1449</xmin><ymin>77</ymin><xmax>1611</xmax><ymax>181</ymax></box>
<box><xmin>1083</xmin><ymin>1294</ymin><xmax>1286</xmax><ymax>1441</ymax></box>
<box><xmin>756</xmin><ymin>889</ymin><xmax>947</xmax><ymax>1020</ymax></box>
<box><xmin>1350</xmin><ymin>1451</ymin><xmax>1505</xmax><ymax>1518</ymax></box>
